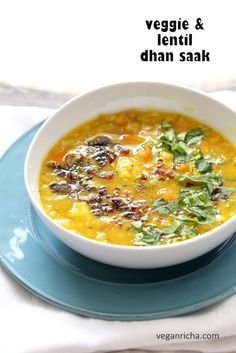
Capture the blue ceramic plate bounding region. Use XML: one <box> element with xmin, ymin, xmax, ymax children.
<box><xmin>1</xmin><ymin>124</ymin><xmax>236</xmax><ymax>321</ymax></box>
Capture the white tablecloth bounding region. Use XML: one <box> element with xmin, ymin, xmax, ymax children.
<box><xmin>1</xmin><ymin>92</ymin><xmax>236</xmax><ymax>353</ymax></box>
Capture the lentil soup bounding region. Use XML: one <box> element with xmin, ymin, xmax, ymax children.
<box><xmin>39</xmin><ymin>110</ymin><xmax>236</xmax><ymax>246</ymax></box>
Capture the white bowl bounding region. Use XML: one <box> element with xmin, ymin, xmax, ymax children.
<box><xmin>24</xmin><ymin>82</ymin><xmax>236</xmax><ymax>269</ymax></box>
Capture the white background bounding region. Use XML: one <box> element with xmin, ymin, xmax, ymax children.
<box><xmin>0</xmin><ymin>0</ymin><xmax>235</xmax><ymax>94</ymax></box>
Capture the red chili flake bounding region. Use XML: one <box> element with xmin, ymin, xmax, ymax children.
<box><xmin>116</xmin><ymin>144</ymin><xmax>130</xmax><ymax>155</ymax></box>
<box><xmin>212</xmin><ymin>187</ymin><xmax>221</xmax><ymax>195</ymax></box>
<box><xmin>211</xmin><ymin>196</ymin><xmax>218</xmax><ymax>202</ymax></box>
<box><xmin>86</xmin><ymin>166</ymin><xmax>96</xmax><ymax>175</ymax></box>
<box><xmin>113</xmin><ymin>187</ymin><xmax>121</xmax><ymax>196</ymax></box>
<box><xmin>153</xmin><ymin>168</ymin><xmax>165</xmax><ymax>176</ymax></box>
<box><xmin>156</xmin><ymin>158</ymin><xmax>164</xmax><ymax>167</ymax></box>
<box><xmin>166</xmin><ymin>170</ymin><xmax>174</xmax><ymax>178</ymax></box>
<box><xmin>158</xmin><ymin>169</ymin><xmax>165</xmax><ymax>175</ymax></box>
<box><xmin>141</xmin><ymin>172</ymin><xmax>148</xmax><ymax>181</ymax></box>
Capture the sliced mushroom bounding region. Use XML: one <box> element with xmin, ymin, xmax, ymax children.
<box><xmin>87</xmin><ymin>136</ymin><xmax>112</xmax><ymax>146</ymax></box>
<box><xmin>49</xmin><ymin>182</ymin><xmax>71</xmax><ymax>194</ymax></box>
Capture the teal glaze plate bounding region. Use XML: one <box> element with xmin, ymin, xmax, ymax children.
<box><xmin>1</xmin><ymin>123</ymin><xmax>236</xmax><ymax>321</ymax></box>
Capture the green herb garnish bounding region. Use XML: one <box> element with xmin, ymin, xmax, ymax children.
<box><xmin>133</xmin><ymin>121</ymin><xmax>235</xmax><ymax>246</ymax></box>
<box><xmin>153</xmin><ymin>197</ymin><xmax>179</xmax><ymax>215</ymax></box>
<box><xmin>185</xmin><ymin>128</ymin><xmax>203</xmax><ymax>146</ymax></box>
<box><xmin>159</xmin><ymin>124</ymin><xmax>204</xmax><ymax>163</ymax></box>
<box><xmin>195</xmin><ymin>158</ymin><xmax>212</xmax><ymax>174</ymax></box>
<box><xmin>132</xmin><ymin>220</ymin><xmax>181</xmax><ymax>245</ymax></box>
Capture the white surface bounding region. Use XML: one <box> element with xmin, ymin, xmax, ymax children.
<box><xmin>1</xmin><ymin>91</ymin><xmax>236</xmax><ymax>353</ymax></box>
<box><xmin>25</xmin><ymin>83</ymin><xmax>236</xmax><ymax>269</ymax></box>
<box><xmin>0</xmin><ymin>0</ymin><xmax>235</xmax><ymax>93</ymax></box>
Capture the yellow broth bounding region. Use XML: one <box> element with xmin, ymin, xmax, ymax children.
<box><xmin>39</xmin><ymin>110</ymin><xmax>236</xmax><ymax>246</ymax></box>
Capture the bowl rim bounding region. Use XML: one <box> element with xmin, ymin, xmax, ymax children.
<box><xmin>24</xmin><ymin>80</ymin><xmax>236</xmax><ymax>252</ymax></box>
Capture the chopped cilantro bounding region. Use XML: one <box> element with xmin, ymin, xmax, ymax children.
<box><xmin>153</xmin><ymin>198</ymin><xmax>179</xmax><ymax>215</ymax></box>
<box><xmin>132</xmin><ymin>220</ymin><xmax>143</xmax><ymax>231</ymax></box>
<box><xmin>185</xmin><ymin>128</ymin><xmax>203</xmax><ymax>145</ymax></box>
<box><xmin>179</xmin><ymin>225</ymin><xmax>198</xmax><ymax>238</ymax></box>
<box><xmin>132</xmin><ymin>222</ymin><xmax>161</xmax><ymax>246</ymax></box>
<box><xmin>159</xmin><ymin>126</ymin><xmax>203</xmax><ymax>163</ymax></box>
<box><xmin>151</xmin><ymin>145</ymin><xmax>160</xmax><ymax>157</ymax></box>
<box><xmin>161</xmin><ymin>120</ymin><xmax>171</xmax><ymax>129</ymax></box>
<box><xmin>215</xmin><ymin>187</ymin><xmax>236</xmax><ymax>200</ymax></box>
<box><xmin>178</xmin><ymin>173</ymin><xmax>221</xmax><ymax>186</ymax></box>
<box><xmin>132</xmin><ymin>220</ymin><xmax>181</xmax><ymax>245</ymax></box>
<box><xmin>156</xmin><ymin>219</ymin><xmax>181</xmax><ymax>234</ymax></box>
<box><xmin>195</xmin><ymin>158</ymin><xmax>212</xmax><ymax>174</ymax></box>
<box><xmin>131</xmin><ymin>121</ymin><xmax>235</xmax><ymax>246</ymax></box>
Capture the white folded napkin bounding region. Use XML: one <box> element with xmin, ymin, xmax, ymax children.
<box><xmin>1</xmin><ymin>92</ymin><xmax>236</xmax><ymax>353</ymax></box>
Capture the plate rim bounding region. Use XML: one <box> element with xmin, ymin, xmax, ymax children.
<box><xmin>2</xmin><ymin>257</ymin><xmax>236</xmax><ymax>321</ymax></box>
